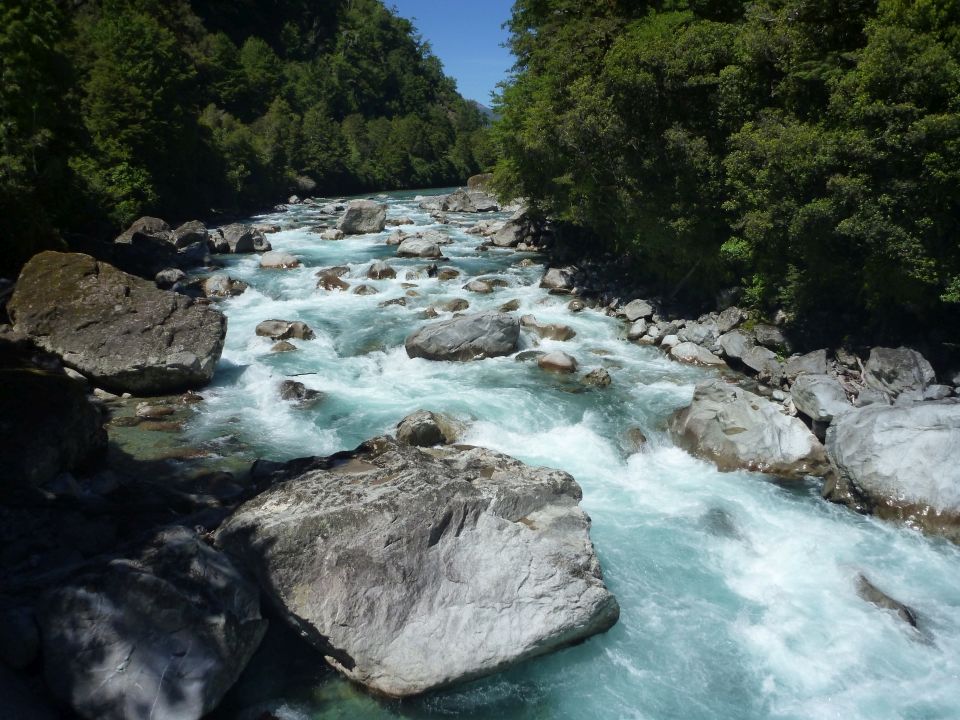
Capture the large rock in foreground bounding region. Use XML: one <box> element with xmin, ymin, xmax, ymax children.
<box><xmin>40</xmin><ymin>527</ymin><xmax>267</xmax><ymax>720</ymax></box>
<box><xmin>9</xmin><ymin>253</ymin><xmax>226</xmax><ymax>395</ymax></box>
<box><xmin>216</xmin><ymin>437</ymin><xmax>619</xmax><ymax>697</ymax></box>
<box><xmin>824</xmin><ymin>400</ymin><xmax>960</xmax><ymax>541</ymax></box>
<box><xmin>405</xmin><ymin>311</ymin><xmax>519</xmax><ymax>361</ymax></box>
<box><xmin>338</xmin><ymin>200</ymin><xmax>387</xmax><ymax>234</ymax></box>
<box><xmin>669</xmin><ymin>379</ymin><xmax>830</xmax><ymax>480</ymax></box>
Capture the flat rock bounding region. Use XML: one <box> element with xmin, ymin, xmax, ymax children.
<box><xmin>9</xmin><ymin>252</ymin><xmax>226</xmax><ymax>395</ymax></box>
<box><xmin>40</xmin><ymin>527</ymin><xmax>266</xmax><ymax>720</ymax></box>
<box><xmin>259</xmin><ymin>251</ymin><xmax>300</xmax><ymax>269</ymax></box>
<box><xmin>622</xmin><ymin>299</ymin><xmax>654</xmax><ymax>322</ymax></box>
<box><xmin>216</xmin><ymin>438</ymin><xmax>619</xmax><ymax>697</ymax></box>
<box><xmin>669</xmin><ymin>379</ymin><xmax>830</xmax><ymax>480</ymax></box>
<box><xmin>405</xmin><ymin>312</ymin><xmax>520</xmax><ymax>361</ymax></box>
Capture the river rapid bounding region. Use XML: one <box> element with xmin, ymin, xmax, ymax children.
<box><xmin>197</xmin><ymin>190</ymin><xmax>960</xmax><ymax>720</ymax></box>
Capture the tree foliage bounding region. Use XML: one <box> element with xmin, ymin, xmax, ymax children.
<box><xmin>1</xmin><ymin>0</ymin><xmax>491</xmax><ymax>276</ymax></box>
<box><xmin>495</xmin><ymin>0</ymin><xmax>960</xmax><ymax>344</ymax></box>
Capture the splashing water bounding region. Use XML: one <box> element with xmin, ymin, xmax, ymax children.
<box><xmin>197</xmin><ymin>190</ymin><xmax>960</xmax><ymax>720</ymax></box>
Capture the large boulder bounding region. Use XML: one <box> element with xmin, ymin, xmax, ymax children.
<box><xmin>40</xmin><ymin>527</ymin><xmax>266</xmax><ymax>720</ymax></box>
<box><xmin>540</xmin><ymin>267</ymin><xmax>575</xmax><ymax>293</ymax></box>
<box><xmin>441</xmin><ymin>188</ymin><xmax>498</xmax><ymax>213</ymax></box>
<box><xmin>338</xmin><ymin>200</ymin><xmax>387</xmax><ymax>234</ymax></box>
<box><xmin>397</xmin><ymin>237</ymin><xmax>444</xmax><ymax>258</ymax></box>
<box><xmin>216</xmin><ymin>224</ymin><xmax>272</xmax><ymax>254</ymax></box>
<box><xmin>405</xmin><ymin>312</ymin><xmax>520</xmax><ymax>361</ymax></box>
<box><xmin>172</xmin><ymin>220</ymin><xmax>209</xmax><ymax>249</ymax></box>
<box><xmin>115</xmin><ymin>216</ymin><xmax>171</xmax><ymax>244</ymax></box>
<box><xmin>670</xmin><ymin>342</ymin><xmax>726</xmax><ymax>367</ymax></box>
<box><xmin>863</xmin><ymin>347</ymin><xmax>936</xmax><ymax>402</ymax></box>
<box><xmin>622</xmin><ymin>299</ymin><xmax>654</xmax><ymax>322</ymax></box>
<box><xmin>216</xmin><ymin>437</ymin><xmax>619</xmax><ymax>698</ymax></box>
<box><xmin>396</xmin><ymin>410</ymin><xmax>462</xmax><ymax>447</ymax></box>
<box><xmin>791</xmin><ymin>374</ymin><xmax>851</xmax><ymax>424</ymax></box>
<box><xmin>824</xmin><ymin>400</ymin><xmax>960</xmax><ymax>541</ymax></box>
<box><xmin>669</xmin><ymin>379</ymin><xmax>830</xmax><ymax>480</ymax></box>
<box><xmin>0</xmin><ymin>369</ymin><xmax>105</xmax><ymax>489</ymax></box>
<box><xmin>8</xmin><ymin>252</ymin><xmax>227</xmax><ymax>395</ymax></box>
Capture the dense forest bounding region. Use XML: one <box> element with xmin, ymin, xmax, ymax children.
<box><xmin>0</xmin><ymin>0</ymin><xmax>494</xmax><ymax>276</ymax></box>
<box><xmin>494</xmin><ymin>0</ymin><xmax>960</xmax><ymax>345</ymax></box>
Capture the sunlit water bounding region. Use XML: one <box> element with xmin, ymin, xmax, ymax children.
<box><xmin>195</xmin><ymin>190</ymin><xmax>960</xmax><ymax>720</ymax></box>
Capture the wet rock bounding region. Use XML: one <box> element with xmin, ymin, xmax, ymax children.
<box><xmin>669</xmin><ymin>379</ymin><xmax>830</xmax><ymax>480</ymax></box>
<box><xmin>40</xmin><ymin>527</ymin><xmax>266</xmax><ymax>720</ymax></box>
<box><xmin>435</xmin><ymin>298</ymin><xmax>470</xmax><ymax>313</ymax></box>
<box><xmin>405</xmin><ymin>312</ymin><xmax>520</xmax><ymax>361</ymax></box>
<box><xmin>464</xmin><ymin>279</ymin><xmax>494</xmax><ymax>294</ymax></box>
<box><xmin>568</xmin><ymin>299</ymin><xmax>585</xmax><ymax>313</ymax></box>
<box><xmin>317</xmin><ymin>274</ymin><xmax>350</xmax><ymax>292</ymax></box>
<box><xmin>670</xmin><ymin>342</ymin><xmax>726</xmax><ymax>367</ymax></box>
<box><xmin>520</xmin><ymin>315</ymin><xmax>576</xmax><ymax>341</ymax></box>
<box><xmin>170</xmin><ymin>221</ymin><xmax>206</xmax><ymax>249</ymax></box>
<box><xmin>582</xmin><ymin>368</ymin><xmax>612</xmax><ymax>387</ymax></box>
<box><xmin>627</xmin><ymin>319</ymin><xmax>649</xmax><ymax>341</ymax></box>
<box><xmin>367</xmin><ymin>260</ymin><xmax>396</xmax><ymax>280</ymax></box>
<box><xmin>319</xmin><ymin>229</ymin><xmax>344</xmax><ymax>241</ymax></box>
<box><xmin>538</xmin><ymin>351</ymin><xmax>577</xmax><ymax>374</ymax></box>
<box><xmin>825</xmin><ymin>400</ymin><xmax>960</xmax><ymax>540</ymax></box>
<box><xmin>218</xmin><ymin>224</ymin><xmax>272</xmax><ymax>254</ymax></box>
<box><xmin>863</xmin><ymin>347</ymin><xmax>936</xmax><ymax>402</ymax></box>
<box><xmin>396</xmin><ymin>410</ymin><xmax>462</xmax><ymax>447</ymax></box>
<box><xmin>136</xmin><ymin>403</ymin><xmax>175</xmax><ymax>419</ymax></box>
<box><xmin>9</xmin><ymin>252</ymin><xmax>226</xmax><ymax>395</ymax></box>
<box><xmin>270</xmin><ymin>341</ymin><xmax>297</xmax><ymax>353</ymax></box>
<box><xmin>499</xmin><ymin>299</ymin><xmax>521</xmax><ymax>312</ymax></box>
<box><xmin>203</xmin><ymin>275</ymin><xmax>247</xmax><ymax>298</ymax></box>
<box><xmin>540</xmin><ymin>267</ymin><xmax>575</xmax><ymax>293</ymax></box>
<box><xmin>255</xmin><ymin>320</ymin><xmax>315</xmax><ymax>341</ymax></box>
<box><xmin>379</xmin><ymin>297</ymin><xmax>407</xmax><ymax>308</ymax></box>
<box><xmin>338</xmin><ymin>200</ymin><xmax>387</xmax><ymax>235</ymax></box>
<box><xmin>278</xmin><ymin>380</ymin><xmax>323</xmax><ymax>407</ymax></box>
<box><xmin>855</xmin><ymin>573</ymin><xmax>918</xmax><ymax>629</ymax></box>
<box><xmin>623</xmin><ymin>427</ymin><xmax>648</xmax><ymax>453</ymax></box>
<box><xmin>622</xmin><ymin>299</ymin><xmax>654</xmax><ymax>322</ymax></box>
<box><xmin>259</xmin><ymin>251</ymin><xmax>300</xmax><ymax>269</ymax></box>
<box><xmin>353</xmin><ymin>284</ymin><xmax>379</xmax><ymax>296</ymax></box>
<box><xmin>397</xmin><ymin>237</ymin><xmax>444</xmax><ymax>259</ymax></box>
<box><xmin>216</xmin><ymin>438</ymin><xmax>619</xmax><ymax>698</ymax></box>
<box><xmin>155</xmin><ymin>268</ymin><xmax>187</xmax><ymax>289</ymax></box>
<box><xmin>437</xmin><ymin>268</ymin><xmax>460</xmax><ymax>281</ymax></box>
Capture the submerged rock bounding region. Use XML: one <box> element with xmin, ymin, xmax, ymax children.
<box><xmin>216</xmin><ymin>437</ymin><xmax>619</xmax><ymax>698</ymax></box>
<box><xmin>40</xmin><ymin>527</ymin><xmax>266</xmax><ymax>720</ymax></box>
<box><xmin>338</xmin><ymin>200</ymin><xmax>387</xmax><ymax>234</ymax></box>
<box><xmin>669</xmin><ymin>379</ymin><xmax>830</xmax><ymax>480</ymax></box>
<box><xmin>538</xmin><ymin>351</ymin><xmax>577</xmax><ymax>374</ymax></box>
<box><xmin>9</xmin><ymin>252</ymin><xmax>226</xmax><ymax>395</ymax></box>
<box><xmin>405</xmin><ymin>312</ymin><xmax>520</xmax><ymax>361</ymax></box>
<box><xmin>855</xmin><ymin>573</ymin><xmax>918</xmax><ymax>629</ymax></box>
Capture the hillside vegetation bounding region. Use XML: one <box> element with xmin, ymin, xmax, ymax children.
<box><xmin>494</xmin><ymin>0</ymin><xmax>960</xmax><ymax>345</ymax></box>
<box><xmin>0</xmin><ymin>0</ymin><xmax>494</xmax><ymax>275</ymax></box>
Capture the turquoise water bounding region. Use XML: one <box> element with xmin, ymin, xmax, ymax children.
<box><xmin>196</xmin><ymin>190</ymin><xmax>960</xmax><ymax>720</ymax></box>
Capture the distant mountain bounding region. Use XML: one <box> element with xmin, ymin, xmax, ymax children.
<box><xmin>470</xmin><ymin>101</ymin><xmax>498</xmax><ymax>123</ymax></box>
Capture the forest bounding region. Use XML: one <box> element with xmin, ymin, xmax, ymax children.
<box><xmin>493</xmin><ymin>0</ymin><xmax>960</xmax><ymax>345</ymax></box>
<box><xmin>0</xmin><ymin>0</ymin><xmax>494</xmax><ymax>276</ymax></box>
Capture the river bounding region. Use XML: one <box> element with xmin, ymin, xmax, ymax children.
<box><xmin>197</xmin><ymin>189</ymin><xmax>960</xmax><ymax>720</ymax></box>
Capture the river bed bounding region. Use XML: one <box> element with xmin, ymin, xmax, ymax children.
<box><xmin>198</xmin><ymin>189</ymin><xmax>960</xmax><ymax>720</ymax></box>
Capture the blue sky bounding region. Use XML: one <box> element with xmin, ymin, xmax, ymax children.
<box><xmin>388</xmin><ymin>0</ymin><xmax>515</xmax><ymax>105</ymax></box>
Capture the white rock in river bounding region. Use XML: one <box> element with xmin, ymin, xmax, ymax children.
<box><xmin>216</xmin><ymin>437</ymin><xmax>620</xmax><ymax>698</ymax></box>
<box><xmin>405</xmin><ymin>311</ymin><xmax>519</xmax><ymax>361</ymax></box>
<box><xmin>669</xmin><ymin>379</ymin><xmax>830</xmax><ymax>480</ymax></box>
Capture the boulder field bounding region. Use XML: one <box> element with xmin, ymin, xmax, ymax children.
<box><xmin>216</xmin><ymin>436</ymin><xmax>620</xmax><ymax>697</ymax></box>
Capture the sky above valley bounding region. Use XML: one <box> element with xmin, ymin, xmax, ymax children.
<box><xmin>388</xmin><ymin>0</ymin><xmax>514</xmax><ymax>105</ymax></box>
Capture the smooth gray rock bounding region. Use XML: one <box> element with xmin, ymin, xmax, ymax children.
<box><xmin>464</xmin><ymin>279</ymin><xmax>494</xmax><ymax>294</ymax></box>
<box><xmin>540</xmin><ymin>267</ymin><xmax>575</xmax><ymax>292</ymax></box>
<box><xmin>319</xmin><ymin>229</ymin><xmax>345</xmax><ymax>241</ymax></box>
<box><xmin>218</xmin><ymin>224</ymin><xmax>272</xmax><ymax>253</ymax></box>
<box><xmin>9</xmin><ymin>252</ymin><xmax>226</xmax><ymax>395</ymax></box>
<box><xmin>924</xmin><ymin>384</ymin><xmax>954</xmax><ymax>401</ymax></box>
<box><xmin>405</xmin><ymin>312</ymin><xmax>520</xmax><ymax>361</ymax></box>
<box><xmin>396</xmin><ymin>410</ymin><xmax>463</xmax><ymax>446</ymax></box>
<box><xmin>622</xmin><ymin>299</ymin><xmax>654</xmax><ymax>322</ymax></box>
<box><xmin>785</xmin><ymin>349</ymin><xmax>828</xmax><ymax>381</ymax></box>
<box><xmin>627</xmin><ymin>319</ymin><xmax>648</xmax><ymax>341</ymax></box>
<box><xmin>791</xmin><ymin>374</ymin><xmax>850</xmax><ymax>423</ymax></box>
<box><xmin>678</xmin><ymin>319</ymin><xmax>719</xmax><ymax>347</ymax></box>
<box><xmin>855</xmin><ymin>573</ymin><xmax>918</xmax><ymax>629</ymax></box>
<box><xmin>825</xmin><ymin>400</ymin><xmax>960</xmax><ymax>539</ymax></box>
<box><xmin>491</xmin><ymin>207</ymin><xmax>532</xmax><ymax>247</ymax></box>
<box><xmin>216</xmin><ymin>437</ymin><xmax>619</xmax><ymax>698</ymax></box>
<box><xmin>538</xmin><ymin>350</ymin><xmax>577</xmax><ymax>373</ymax></box>
<box><xmin>864</xmin><ymin>347</ymin><xmax>936</xmax><ymax>400</ymax></box>
<box><xmin>718</xmin><ymin>329</ymin><xmax>754</xmax><ymax>361</ymax></box>
<box><xmin>338</xmin><ymin>200</ymin><xmax>387</xmax><ymax>234</ymax></box>
<box><xmin>397</xmin><ymin>237</ymin><xmax>444</xmax><ymax>258</ymax></box>
<box><xmin>669</xmin><ymin>379</ymin><xmax>830</xmax><ymax>480</ymax></box>
<box><xmin>670</xmin><ymin>342</ymin><xmax>726</xmax><ymax>367</ymax></box>
<box><xmin>442</xmin><ymin>188</ymin><xmax>499</xmax><ymax>213</ymax></box>
<box><xmin>716</xmin><ymin>306</ymin><xmax>747</xmax><ymax>334</ymax></box>
<box><xmin>40</xmin><ymin>527</ymin><xmax>266</xmax><ymax>720</ymax></box>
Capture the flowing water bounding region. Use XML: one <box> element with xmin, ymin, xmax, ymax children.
<box><xmin>196</xmin><ymin>190</ymin><xmax>960</xmax><ymax>720</ymax></box>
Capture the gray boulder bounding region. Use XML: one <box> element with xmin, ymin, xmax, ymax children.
<box><xmin>172</xmin><ymin>221</ymin><xmax>208</xmax><ymax>249</ymax></box>
<box><xmin>216</xmin><ymin>437</ymin><xmax>619</xmax><ymax>698</ymax></box>
<box><xmin>396</xmin><ymin>410</ymin><xmax>463</xmax><ymax>446</ymax></box>
<box><xmin>622</xmin><ymin>299</ymin><xmax>654</xmax><ymax>322</ymax></box>
<box><xmin>259</xmin><ymin>251</ymin><xmax>300</xmax><ymax>269</ymax></box>
<box><xmin>825</xmin><ymin>400</ymin><xmax>960</xmax><ymax>540</ymax></box>
<box><xmin>716</xmin><ymin>306</ymin><xmax>747</xmax><ymax>334</ymax></box>
<box><xmin>255</xmin><ymin>320</ymin><xmax>315</xmax><ymax>341</ymax></box>
<box><xmin>338</xmin><ymin>200</ymin><xmax>387</xmax><ymax>234</ymax></box>
<box><xmin>863</xmin><ymin>347</ymin><xmax>936</xmax><ymax>401</ymax></box>
<box><xmin>670</xmin><ymin>342</ymin><xmax>726</xmax><ymax>367</ymax></box>
<box><xmin>405</xmin><ymin>312</ymin><xmax>520</xmax><ymax>361</ymax></box>
<box><xmin>115</xmin><ymin>216</ymin><xmax>171</xmax><ymax>244</ymax></box>
<box><xmin>718</xmin><ymin>329</ymin><xmax>754</xmax><ymax>361</ymax></box>
<box><xmin>40</xmin><ymin>527</ymin><xmax>266</xmax><ymax>720</ymax></box>
<box><xmin>8</xmin><ymin>252</ymin><xmax>226</xmax><ymax>395</ymax></box>
<box><xmin>540</xmin><ymin>267</ymin><xmax>575</xmax><ymax>293</ymax></box>
<box><xmin>218</xmin><ymin>224</ymin><xmax>272</xmax><ymax>253</ymax></box>
<box><xmin>203</xmin><ymin>274</ymin><xmax>247</xmax><ymax>298</ymax></box>
<box><xmin>785</xmin><ymin>349</ymin><xmax>828</xmax><ymax>381</ymax></box>
<box><xmin>741</xmin><ymin>345</ymin><xmax>785</xmax><ymax>384</ymax></box>
<box><xmin>397</xmin><ymin>237</ymin><xmax>444</xmax><ymax>259</ymax></box>
<box><xmin>669</xmin><ymin>379</ymin><xmax>830</xmax><ymax>480</ymax></box>
<box><xmin>491</xmin><ymin>208</ymin><xmax>533</xmax><ymax>248</ymax></box>
<box><xmin>791</xmin><ymin>374</ymin><xmax>851</xmax><ymax>424</ymax></box>
<box><xmin>677</xmin><ymin>319</ymin><xmax>719</xmax><ymax>347</ymax></box>
<box><xmin>442</xmin><ymin>188</ymin><xmax>499</xmax><ymax>213</ymax></box>
<box><xmin>538</xmin><ymin>351</ymin><xmax>577</xmax><ymax>373</ymax></box>
<box><xmin>753</xmin><ymin>323</ymin><xmax>789</xmax><ymax>351</ymax></box>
